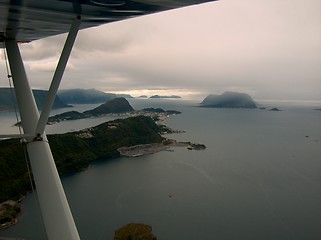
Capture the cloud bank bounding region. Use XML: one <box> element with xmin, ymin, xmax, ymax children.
<box><xmin>0</xmin><ymin>0</ymin><xmax>320</xmax><ymax>101</ymax></box>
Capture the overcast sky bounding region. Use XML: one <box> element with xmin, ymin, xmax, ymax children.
<box><xmin>1</xmin><ymin>0</ymin><xmax>321</xmax><ymax>101</ymax></box>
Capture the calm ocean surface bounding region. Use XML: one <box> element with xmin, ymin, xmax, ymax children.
<box><xmin>1</xmin><ymin>99</ymin><xmax>321</xmax><ymax>240</ymax></box>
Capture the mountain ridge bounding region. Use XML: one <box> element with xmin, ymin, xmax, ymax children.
<box><xmin>0</xmin><ymin>88</ymin><xmax>71</xmax><ymax>111</ymax></box>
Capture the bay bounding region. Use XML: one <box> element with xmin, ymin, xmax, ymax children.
<box><xmin>1</xmin><ymin>99</ymin><xmax>321</xmax><ymax>240</ymax></box>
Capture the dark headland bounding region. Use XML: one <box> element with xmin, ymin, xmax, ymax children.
<box><xmin>200</xmin><ymin>92</ymin><xmax>257</xmax><ymax>108</ymax></box>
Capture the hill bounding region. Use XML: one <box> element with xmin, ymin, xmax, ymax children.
<box><xmin>83</xmin><ymin>97</ymin><xmax>134</xmax><ymax>116</ymax></box>
<box><xmin>200</xmin><ymin>92</ymin><xmax>257</xmax><ymax>108</ymax></box>
<box><xmin>0</xmin><ymin>88</ymin><xmax>71</xmax><ymax>111</ymax></box>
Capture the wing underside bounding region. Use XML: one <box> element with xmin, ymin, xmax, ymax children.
<box><xmin>0</xmin><ymin>0</ymin><xmax>216</xmax><ymax>45</ymax></box>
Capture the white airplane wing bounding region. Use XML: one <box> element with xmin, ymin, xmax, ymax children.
<box><xmin>0</xmin><ymin>0</ymin><xmax>216</xmax><ymax>44</ymax></box>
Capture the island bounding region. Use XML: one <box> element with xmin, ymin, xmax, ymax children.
<box><xmin>200</xmin><ymin>92</ymin><xmax>257</xmax><ymax>108</ymax></box>
<box><xmin>149</xmin><ymin>95</ymin><xmax>181</xmax><ymax>99</ymax></box>
<box><xmin>113</xmin><ymin>223</ymin><xmax>157</xmax><ymax>240</ymax></box>
<box><xmin>0</xmin><ymin>200</ymin><xmax>22</xmax><ymax>229</ymax></box>
<box><xmin>0</xmin><ymin>88</ymin><xmax>72</xmax><ymax>111</ymax></box>
<box><xmin>270</xmin><ymin>107</ymin><xmax>282</xmax><ymax>111</ymax></box>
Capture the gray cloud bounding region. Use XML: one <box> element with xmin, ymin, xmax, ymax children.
<box><xmin>1</xmin><ymin>0</ymin><xmax>320</xmax><ymax>101</ymax></box>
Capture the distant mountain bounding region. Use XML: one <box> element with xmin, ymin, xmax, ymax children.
<box><xmin>116</xmin><ymin>94</ymin><xmax>133</xmax><ymax>99</ymax></box>
<box><xmin>201</xmin><ymin>92</ymin><xmax>257</xmax><ymax>108</ymax></box>
<box><xmin>138</xmin><ymin>95</ymin><xmax>148</xmax><ymax>98</ymax></box>
<box><xmin>58</xmin><ymin>89</ymin><xmax>117</xmax><ymax>104</ymax></box>
<box><xmin>149</xmin><ymin>95</ymin><xmax>181</xmax><ymax>99</ymax></box>
<box><xmin>83</xmin><ymin>97</ymin><xmax>134</xmax><ymax>115</ymax></box>
<box><xmin>0</xmin><ymin>88</ymin><xmax>71</xmax><ymax>111</ymax></box>
<box><xmin>57</xmin><ymin>89</ymin><xmax>133</xmax><ymax>104</ymax></box>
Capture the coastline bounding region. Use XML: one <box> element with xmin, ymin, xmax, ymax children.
<box><xmin>117</xmin><ymin>139</ymin><xmax>206</xmax><ymax>157</ymax></box>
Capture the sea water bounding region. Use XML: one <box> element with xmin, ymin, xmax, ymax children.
<box><xmin>0</xmin><ymin>99</ymin><xmax>320</xmax><ymax>240</ymax></box>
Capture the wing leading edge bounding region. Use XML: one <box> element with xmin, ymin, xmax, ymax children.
<box><xmin>0</xmin><ymin>0</ymin><xmax>216</xmax><ymax>45</ymax></box>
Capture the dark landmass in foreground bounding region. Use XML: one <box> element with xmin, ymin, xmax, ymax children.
<box><xmin>200</xmin><ymin>92</ymin><xmax>257</xmax><ymax>108</ymax></box>
<box><xmin>0</xmin><ymin>116</ymin><xmax>163</xmax><ymax>204</ymax></box>
<box><xmin>0</xmin><ymin>115</ymin><xmax>205</xmax><ymax>228</ymax></box>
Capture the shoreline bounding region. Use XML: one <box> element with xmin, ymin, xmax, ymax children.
<box><xmin>117</xmin><ymin>139</ymin><xmax>206</xmax><ymax>157</ymax></box>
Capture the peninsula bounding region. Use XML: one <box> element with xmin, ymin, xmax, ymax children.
<box><xmin>1</xmin><ymin>116</ymin><xmax>164</xmax><ymax>203</ymax></box>
<box><xmin>200</xmin><ymin>92</ymin><xmax>257</xmax><ymax>108</ymax></box>
<box><xmin>1</xmin><ymin>114</ymin><xmax>206</xmax><ymax>227</ymax></box>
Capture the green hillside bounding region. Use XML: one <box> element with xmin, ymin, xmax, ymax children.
<box><xmin>0</xmin><ymin>116</ymin><xmax>163</xmax><ymax>202</ymax></box>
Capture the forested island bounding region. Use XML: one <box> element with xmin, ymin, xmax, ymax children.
<box><xmin>200</xmin><ymin>92</ymin><xmax>257</xmax><ymax>108</ymax></box>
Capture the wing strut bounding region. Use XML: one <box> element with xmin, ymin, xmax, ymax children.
<box><xmin>5</xmin><ymin>18</ymin><xmax>81</xmax><ymax>240</ymax></box>
<box><xmin>36</xmin><ymin>16</ymin><xmax>81</xmax><ymax>135</ymax></box>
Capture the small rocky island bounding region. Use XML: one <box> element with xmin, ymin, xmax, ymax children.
<box><xmin>113</xmin><ymin>223</ymin><xmax>157</xmax><ymax>240</ymax></box>
<box><xmin>200</xmin><ymin>92</ymin><xmax>257</xmax><ymax>108</ymax></box>
<box><xmin>270</xmin><ymin>107</ymin><xmax>282</xmax><ymax>111</ymax></box>
<box><xmin>0</xmin><ymin>200</ymin><xmax>22</xmax><ymax>229</ymax></box>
